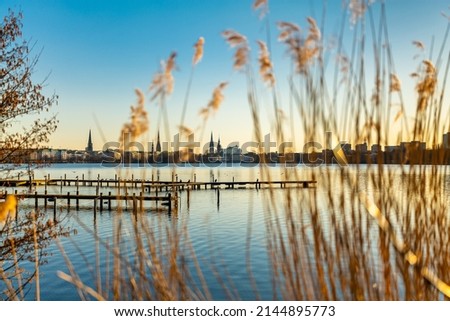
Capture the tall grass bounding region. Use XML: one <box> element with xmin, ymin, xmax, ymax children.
<box><xmin>55</xmin><ymin>0</ymin><xmax>450</xmax><ymax>301</ymax></box>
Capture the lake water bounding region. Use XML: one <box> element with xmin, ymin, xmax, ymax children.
<box><xmin>1</xmin><ymin>163</ymin><xmax>450</xmax><ymax>300</ymax></box>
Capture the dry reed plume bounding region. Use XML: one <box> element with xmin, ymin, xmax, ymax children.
<box><xmin>149</xmin><ymin>52</ymin><xmax>177</xmax><ymax>100</ymax></box>
<box><xmin>119</xmin><ymin>89</ymin><xmax>149</xmax><ymax>143</ymax></box>
<box><xmin>199</xmin><ymin>82</ymin><xmax>228</xmax><ymax>120</ymax></box>
<box><xmin>253</xmin><ymin>0</ymin><xmax>269</xmax><ymax>19</ymax></box>
<box><xmin>222</xmin><ymin>30</ymin><xmax>249</xmax><ymax>71</ymax></box>
<box><xmin>416</xmin><ymin>60</ymin><xmax>437</xmax><ymax>111</ymax></box>
<box><xmin>193</xmin><ymin>37</ymin><xmax>204</xmax><ymax>65</ymax></box>
<box><xmin>257</xmin><ymin>40</ymin><xmax>275</xmax><ymax>87</ymax></box>
<box><xmin>277</xmin><ymin>17</ymin><xmax>321</xmax><ymax>74</ymax></box>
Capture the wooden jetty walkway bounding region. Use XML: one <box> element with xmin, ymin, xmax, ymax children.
<box><xmin>1</xmin><ymin>190</ymin><xmax>174</xmax><ymax>215</ymax></box>
<box><xmin>1</xmin><ymin>175</ymin><xmax>317</xmax><ymax>215</ymax></box>
<box><xmin>0</xmin><ymin>174</ymin><xmax>317</xmax><ymax>191</ymax></box>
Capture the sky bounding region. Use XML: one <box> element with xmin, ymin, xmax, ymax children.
<box><xmin>1</xmin><ymin>0</ymin><xmax>449</xmax><ymax>151</ymax></box>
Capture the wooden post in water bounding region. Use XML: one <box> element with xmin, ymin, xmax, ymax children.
<box><xmin>108</xmin><ymin>191</ymin><xmax>112</xmax><ymax>211</ymax></box>
<box><xmin>35</xmin><ymin>191</ymin><xmax>38</xmax><ymax>209</ymax></box>
<box><xmin>132</xmin><ymin>193</ymin><xmax>137</xmax><ymax>216</ymax></box>
<box><xmin>115</xmin><ymin>174</ymin><xmax>118</xmax><ymax>186</ymax></box>
<box><xmin>93</xmin><ymin>197</ymin><xmax>97</xmax><ymax>218</ymax></box>
<box><xmin>187</xmin><ymin>188</ymin><xmax>190</xmax><ymax>209</ymax></box>
<box><xmin>168</xmin><ymin>193</ymin><xmax>172</xmax><ymax>214</ymax></box>
<box><xmin>14</xmin><ymin>190</ymin><xmax>18</xmax><ymax>220</ymax></box>
<box><xmin>99</xmin><ymin>193</ymin><xmax>103</xmax><ymax>212</ymax></box>
<box><xmin>53</xmin><ymin>197</ymin><xmax>57</xmax><ymax>221</ymax></box>
<box><xmin>67</xmin><ymin>192</ymin><xmax>70</xmax><ymax>208</ymax></box>
<box><xmin>64</xmin><ymin>174</ymin><xmax>67</xmax><ymax>186</ymax></box>
<box><xmin>82</xmin><ymin>174</ymin><xmax>85</xmax><ymax>186</ymax></box>
<box><xmin>76</xmin><ymin>191</ymin><xmax>79</xmax><ymax>210</ymax></box>
<box><xmin>174</xmin><ymin>190</ymin><xmax>178</xmax><ymax>211</ymax></box>
<box><xmin>217</xmin><ymin>188</ymin><xmax>220</xmax><ymax>209</ymax></box>
<box><xmin>139</xmin><ymin>192</ymin><xmax>143</xmax><ymax>212</ymax></box>
<box><xmin>125</xmin><ymin>189</ymin><xmax>128</xmax><ymax>210</ymax></box>
<box><xmin>44</xmin><ymin>190</ymin><xmax>48</xmax><ymax>208</ymax></box>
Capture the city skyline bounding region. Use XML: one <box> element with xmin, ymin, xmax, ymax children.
<box><xmin>32</xmin><ymin>129</ymin><xmax>450</xmax><ymax>155</ymax></box>
<box><xmin>1</xmin><ymin>0</ymin><xmax>449</xmax><ymax>150</ymax></box>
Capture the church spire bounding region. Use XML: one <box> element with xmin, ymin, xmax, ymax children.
<box><xmin>209</xmin><ymin>132</ymin><xmax>214</xmax><ymax>154</ymax></box>
<box><xmin>156</xmin><ymin>131</ymin><xmax>162</xmax><ymax>152</ymax></box>
<box><xmin>217</xmin><ymin>136</ymin><xmax>222</xmax><ymax>155</ymax></box>
<box><xmin>85</xmin><ymin>129</ymin><xmax>93</xmax><ymax>153</ymax></box>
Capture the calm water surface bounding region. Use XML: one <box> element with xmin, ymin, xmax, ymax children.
<box><xmin>2</xmin><ymin>163</ymin><xmax>450</xmax><ymax>300</ymax></box>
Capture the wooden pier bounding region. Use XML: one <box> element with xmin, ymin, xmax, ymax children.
<box><xmin>0</xmin><ymin>176</ymin><xmax>317</xmax><ymax>190</ymax></box>
<box><xmin>1</xmin><ymin>176</ymin><xmax>317</xmax><ymax>216</ymax></box>
<box><xmin>142</xmin><ymin>179</ymin><xmax>317</xmax><ymax>192</ymax></box>
<box><xmin>1</xmin><ymin>191</ymin><xmax>174</xmax><ymax>214</ymax></box>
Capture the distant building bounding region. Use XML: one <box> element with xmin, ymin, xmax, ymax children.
<box><xmin>224</xmin><ymin>145</ymin><xmax>242</xmax><ymax>162</ymax></box>
<box><xmin>399</xmin><ymin>142</ymin><xmax>410</xmax><ymax>152</ymax></box>
<box><xmin>444</xmin><ymin>132</ymin><xmax>450</xmax><ymax>149</ymax></box>
<box><xmin>410</xmin><ymin>141</ymin><xmax>426</xmax><ymax>151</ymax></box>
<box><xmin>340</xmin><ymin>142</ymin><xmax>351</xmax><ymax>154</ymax></box>
<box><xmin>385</xmin><ymin>146</ymin><xmax>400</xmax><ymax>153</ymax></box>
<box><xmin>55</xmin><ymin>149</ymin><xmax>68</xmax><ymax>161</ymax></box>
<box><xmin>85</xmin><ymin>130</ymin><xmax>93</xmax><ymax>153</ymax></box>
<box><xmin>401</xmin><ymin>141</ymin><xmax>426</xmax><ymax>152</ymax></box>
<box><xmin>371</xmin><ymin>144</ymin><xmax>382</xmax><ymax>153</ymax></box>
<box><xmin>355</xmin><ymin>143</ymin><xmax>368</xmax><ymax>153</ymax></box>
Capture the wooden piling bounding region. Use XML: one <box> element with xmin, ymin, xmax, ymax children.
<box><xmin>217</xmin><ymin>188</ymin><xmax>220</xmax><ymax>209</ymax></box>
<box><xmin>108</xmin><ymin>191</ymin><xmax>112</xmax><ymax>211</ymax></box>
<box><xmin>14</xmin><ymin>190</ymin><xmax>18</xmax><ymax>218</ymax></box>
<box><xmin>53</xmin><ymin>197</ymin><xmax>57</xmax><ymax>221</ymax></box>
<box><xmin>132</xmin><ymin>193</ymin><xmax>137</xmax><ymax>216</ymax></box>
<box><xmin>168</xmin><ymin>193</ymin><xmax>172</xmax><ymax>213</ymax></box>
<box><xmin>187</xmin><ymin>188</ymin><xmax>190</xmax><ymax>209</ymax></box>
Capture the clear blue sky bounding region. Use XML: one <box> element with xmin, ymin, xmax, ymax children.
<box><xmin>2</xmin><ymin>0</ymin><xmax>449</xmax><ymax>150</ymax></box>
